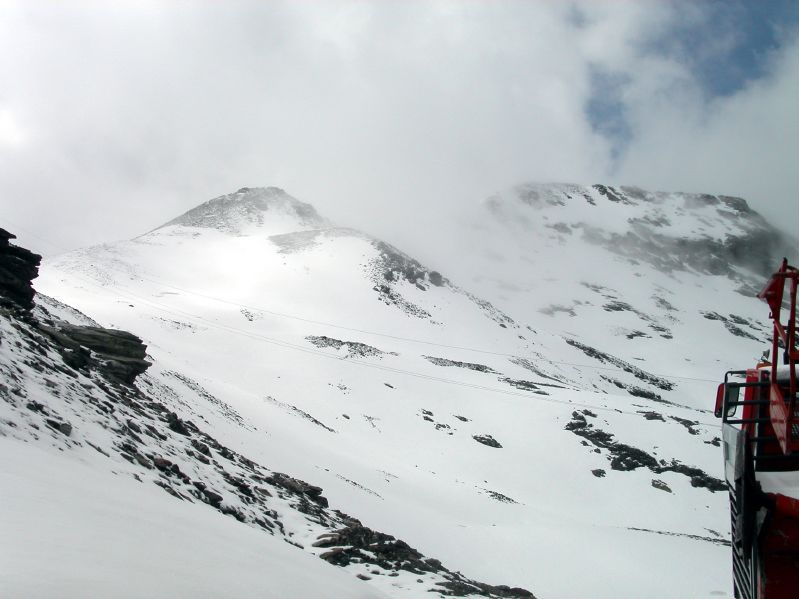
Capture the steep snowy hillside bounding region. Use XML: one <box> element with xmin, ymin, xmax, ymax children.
<box><xmin>439</xmin><ymin>183</ymin><xmax>795</xmax><ymax>400</ymax></box>
<box><xmin>0</xmin><ymin>229</ymin><xmax>534</xmax><ymax>599</ymax></box>
<box><xmin>28</xmin><ymin>184</ymin><xmax>780</xmax><ymax>598</ymax></box>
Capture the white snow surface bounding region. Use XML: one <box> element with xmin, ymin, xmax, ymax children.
<box><xmin>15</xmin><ymin>183</ymin><xmax>794</xmax><ymax>598</ymax></box>
<box><xmin>0</xmin><ymin>439</ymin><xmax>386</xmax><ymax>599</ymax></box>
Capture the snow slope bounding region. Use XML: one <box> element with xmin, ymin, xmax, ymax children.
<box><xmin>1</xmin><ymin>290</ymin><xmax>526</xmax><ymax>599</ymax></box>
<box><xmin>0</xmin><ymin>439</ymin><xmax>386</xmax><ymax>599</ymax></box>
<box><xmin>438</xmin><ymin>183</ymin><xmax>794</xmax><ymax>393</ymax></box>
<box><xmin>26</xmin><ymin>184</ymin><xmax>788</xmax><ymax>598</ymax></box>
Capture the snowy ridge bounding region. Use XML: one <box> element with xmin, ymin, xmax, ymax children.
<box><xmin>483</xmin><ymin>183</ymin><xmax>793</xmax><ymax>279</ymax></box>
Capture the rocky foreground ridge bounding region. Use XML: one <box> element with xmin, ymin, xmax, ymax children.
<box><xmin>0</xmin><ymin>229</ymin><xmax>535</xmax><ymax>598</ymax></box>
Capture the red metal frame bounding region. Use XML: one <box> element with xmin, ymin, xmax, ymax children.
<box><xmin>758</xmin><ymin>258</ymin><xmax>799</xmax><ymax>455</ymax></box>
<box><xmin>714</xmin><ymin>261</ymin><xmax>799</xmax><ymax>599</ymax></box>
<box><xmin>759</xmin><ymin>494</ymin><xmax>799</xmax><ymax>599</ymax></box>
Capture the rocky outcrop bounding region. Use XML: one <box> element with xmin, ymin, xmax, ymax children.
<box><xmin>38</xmin><ymin>323</ymin><xmax>151</xmax><ymax>385</ymax></box>
<box><xmin>565</xmin><ymin>339</ymin><xmax>674</xmax><ymax>391</ymax></box>
<box><xmin>0</xmin><ymin>228</ymin><xmax>41</xmax><ymax>311</ymax></box>
<box><xmin>473</xmin><ymin>434</ymin><xmax>503</xmax><ymax>448</ymax></box>
<box><xmin>565</xmin><ymin>411</ymin><xmax>725</xmax><ymax>492</ymax></box>
<box><xmin>0</xmin><ymin>229</ymin><xmax>148</xmax><ymax>385</ymax></box>
<box><xmin>424</xmin><ymin>356</ymin><xmax>498</xmax><ymax>373</ymax></box>
<box><xmin>305</xmin><ymin>335</ymin><xmax>395</xmax><ymax>358</ymax></box>
<box><xmin>314</xmin><ymin>523</ymin><xmax>535</xmax><ymax>598</ymax></box>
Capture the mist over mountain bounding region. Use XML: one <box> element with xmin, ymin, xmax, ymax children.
<box><xmin>2</xmin><ymin>182</ymin><xmax>790</xmax><ymax>598</ymax></box>
<box><xmin>491</xmin><ymin>183</ymin><xmax>794</xmax><ymax>278</ymax></box>
<box><xmin>158</xmin><ymin>187</ymin><xmax>329</xmax><ymax>235</ymax></box>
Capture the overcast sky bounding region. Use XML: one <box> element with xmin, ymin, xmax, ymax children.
<box><xmin>1</xmin><ymin>1</ymin><xmax>798</xmax><ymax>257</ymax></box>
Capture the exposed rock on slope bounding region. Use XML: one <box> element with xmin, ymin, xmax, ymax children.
<box><xmin>38</xmin><ymin>322</ymin><xmax>152</xmax><ymax>384</ymax></box>
<box><xmin>306</xmin><ymin>335</ymin><xmax>395</xmax><ymax>359</ymax></box>
<box><xmin>565</xmin><ymin>411</ymin><xmax>725</xmax><ymax>491</ymax></box>
<box><xmin>0</xmin><ymin>228</ymin><xmax>41</xmax><ymax>311</ymax></box>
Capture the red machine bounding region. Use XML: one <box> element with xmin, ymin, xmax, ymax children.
<box><xmin>714</xmin><ymin>259</ymin><xmax>799</xmax><ymax>598</ymax></box>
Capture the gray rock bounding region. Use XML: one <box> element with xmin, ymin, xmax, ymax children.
<box><xmin>0</xmin><ymin>228</ymin><xmax>41</xmax><ymax>311</ymax></box>
<box><xmin>45</xmin><ymin>419</ymin><xmax>72</xmax><ymax>436</ymax></box>
<box><xmin>651</xmin><ymin>479</ymin><xmax>672</xmax><ymax>493</ymax></box>
<box><xmin>473</xmin><ymin>434</ymin><xmax>502</xmax><ymax>448</ymax></box>
<box><xmin>42</xmin><ymin>323</ymin><xmax>151</xmax><ymax>384</ymax></box>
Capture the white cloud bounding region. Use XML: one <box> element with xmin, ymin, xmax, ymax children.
<box><xmin>616</xmin><ymin>33</ymin><xmax>799</xmax><ymax>234</ymax></box>
<box><xmin>0</xmin><ymin>109</ymin><xmax>27</xmax><ymax>148</ymax></box>
<box><xmin>0</xmin><ymin>1</ymin><xmax>796</xmax><ymax>255</ymax></box>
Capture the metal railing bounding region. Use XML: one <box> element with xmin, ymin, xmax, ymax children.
<box><xmin>758</xmin><ymin>259</ymin><xmax>799</xmax><ymax>455</ymax></box>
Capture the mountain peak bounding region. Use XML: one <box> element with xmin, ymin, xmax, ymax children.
<box><xmin>480</xmin><ymin>182</ymin><xmax>791</xmax><ymax>279</ymax></box>
<box><xmin>485</xmin><ymin>182</ymin><xmax>755</xmax><ymax>214</ymax></box>
<box><xmin>158</xmin><ymin>186</ymin><xmax>328</xmax><ymax>235</ymax></box>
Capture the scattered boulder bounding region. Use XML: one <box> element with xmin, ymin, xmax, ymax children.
<box><xmin>267</xmin><ymin>473</ymin><xmax>329</xmax><ymax>507</ymax></box>
<box><xmin>167</xmin><ymin>412</ymin><xmax>190</xmax><ymax>436</ymax></box>
<box><xmin>670</xmin><ymin>416</ymin><xmax>700</xmax><ymax>435</ymax></box>
<box><xmin>202</xmin><ymin>488</ymin><xmax>224</xmax><ymax>508</ymax></box>
<box><xmin>45</xmin><ymin>419</ymin><xmax>72</xmax><ymax>436</ymax></box>
<box><xmin>133</xmin><ymin>453</ymin><xmax>152</xmax><ymax>469</ymax></box>
<box><xmin>152</xmin><ymin>457</ymin><xmax>173</xmax><ymax>471</ymax></box>
<box><xmin>26</xmin><ymin>401</ymin><xmax>47</xmax><ymax>414</ymax></box>
<box><xmin>651</xmin><ymin>479</ymin><xmax>672</xmax><ymax>493</ymax></box>
<box><xmin>638</xmin><ymin>411</ymin><xmax>665</xmax><ymax>421</ymax></box>
<box><xmin>473</xmin><ymin>434</ymin><xmax>502</xmax><ymax>448</ymax></box>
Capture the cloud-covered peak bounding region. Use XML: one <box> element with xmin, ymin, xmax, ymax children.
<box><xmin>486</xmin><ymin>182</ymin><xmax>758</xmax><ymax>222</ymax></box>
<box><xmin>158</xmin><ymin>187</ymin><xmax>329</xmax><ymax>236</ymax></box>
<box><xmin>481</xmin><ymin>182</ymin><xmax>793</xmax><ymax>279</ymax></box>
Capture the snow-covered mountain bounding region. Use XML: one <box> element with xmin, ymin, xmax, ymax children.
<box><xmin>4</xmin><ymin>183</ymin><xmax>791</xmax><ymax>598</ymax></box>
<box><xmin>441</xmin><ymin>183</ymin><xmax>793</xmax><ymax>386</ymax></box>
<box><xmin>1</xmin><ymin>227</ymin><xmax>532</xmax><ymax>599</ymax></box>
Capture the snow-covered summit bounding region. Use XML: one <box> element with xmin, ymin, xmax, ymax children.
<box><xmin>483</xmin><ymin>183</ymin><xmax>791</xmax><ymax>278</ymax></box>
<box><xmin>158</xmin><ymin>186</ymin><xmax>329</xmax><ymax>236</ymax></box>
